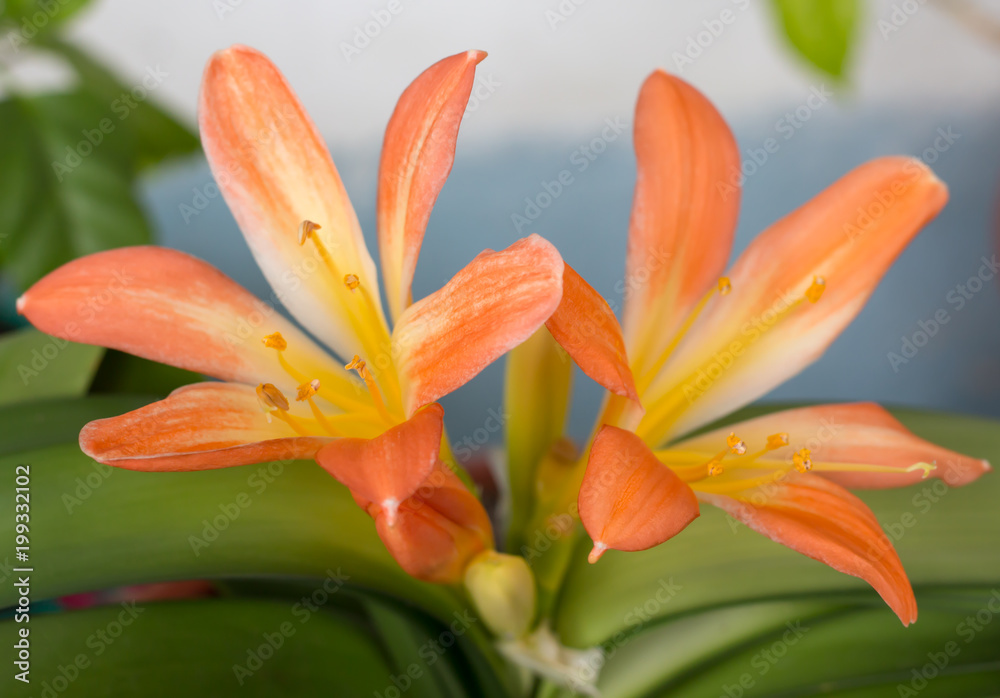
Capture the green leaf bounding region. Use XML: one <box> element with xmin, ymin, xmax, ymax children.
<box><xmin>0</xmin><ymin>92</ymin><xmax>151</xmax><ymax>289</ymax></box>
<box><xmin>0</xmin><ymin>328</ymin><xmax>103</xmax><ymax>406</ymax></box>
<box><xmin>0</xmin><ymin>0</ymin><xmax>93</xmax><ymax>36</ymax></box>
<box><xmin>90</xmin><ymin>350</ymin><xmax>201</xmax><ymax>396</ymax></box>
<box><xmin>1</xmin><ymin>599</ymin><xmax>398</xmax><ymax>697</ymax></box>
<box><xmin>554</xmin><ymin>409</ymin><xmax>1000</xmax><ymax>647</ymax></box>
<box><xmin>771</xmin><ymin>0</ymin><xmax>859</xmax><ymax>78</ymax></box>
<box><xmin>40</xmin><ymin>36</ymin><xmax>200</xmax><ymax>171</ymax></box>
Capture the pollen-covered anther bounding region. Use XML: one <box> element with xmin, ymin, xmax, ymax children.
<box><xmin>805</xmin><ymin>276</ymin><xmax>826</xmax><ymax>303</ymax></box>
<box><xmin>296</xmin><ymin>378</ymin><xmax>321</xmax><ymax>402</ymax></box>
<box><xmin>297</xmin><ymin>219</ymin><xmax>322</xmax><ymax>245</ymax></box>
<box><xmin>726</xmin><ymin>431</ymin><xmax>747</xmax><ymax>455</ymax></box>
<box><xmin>792</xmin><ymin>447</ymin><xmax>813</xmax><ymax>473</ymax></box>
<box><xmin>345</xmin><ymin>354</ymin><xmax>369</xmax><ymax>377</ymax></box>
<box><xmin>261</xmin><ymin>331</ymin><xmax>287</xmax><ymax>351</ymax></box>
<box><xmin>707</xmin><ymin>460</ymin><xmax>724</xmax><ymax>477</ymax></box>
<box><xmin>343</xmin><ymin>273</ymin><xmax>360</xmax><ymax>291</ymax></box>
<box><xmin>766</xmin><ymin>432</ymin><xmax>790</xmax><ymax>450</ymax></box>
<box><xmin>256</xmin><ymin>382</ymin><xmax>289</xmax><ymax>412</ymax></box>
<box><xmin>718</xmin><ymin>277</ymin><xmax>732</xmax><ymax>295</ymax></box>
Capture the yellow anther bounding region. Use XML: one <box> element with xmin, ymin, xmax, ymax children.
<box><xmin>262</xmin><ymin>331</ymin><xmax>287</xmax><ymax>351</ymax></box>
<box><xmin>766</xmin><ymin>433</ymin><xmax>790</xmax><ymax>450</ymax></box>
<box><xmin>256</xmin><ymin>383</ymin><xmax>289</xmax><ymax>412</ymax></box>
<box><xmin>298</xmin><ymin>220</ymin><xmax>322</xmax><ymax>246</ymax></box>
<box><xmin>726</xmin><ymin>432</ymin><xmax>747</xmax><ymax>455</ymax></box>
<box><xmin>718</xmin><ymin>277</ymin><xmax>732</xmax><ymax>295</ymax></box>
<box><xmin>296</xmin><ymin>378</ymin><xmax>321</xmax><ymax>402</ymax></box>
<box><xmin>805</xmin><ymin>276</ymin><xmax>826</xmax><ymax>303</ymax></box>
<box><xmin>707</xmin><ymin>460</ymin><xmax>725</xmax><ymax>477</ymax></box>
<box><xmin>345</xmin><ymin>355</ymin><xmax>368</xmax><ymax>376</ymax></box>
<box><xmin>793</xmin><ymin>447</ymin><xmax>813</xmax><ymax>473</ymax></box>
<box><xmin>343</xmin><ymin>273</ymin><xmax>360</xmax><ymax>291</ymax></box>
<box><xmin>907</xmin><ymin>462</ymin><xmax>936</xmax><ymax>479</ymax></box>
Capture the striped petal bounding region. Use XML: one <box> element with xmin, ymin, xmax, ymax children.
<box><xmin>546</xmin><ymin>264</ymin><xmax>639</xmax><ymax>402</ymax></box>
<box><xmin>641</xmin><ymin>157</ymin><xmax>949</xmax><ymax>443</ymax></box>
<box><xmin>622</xmin><ymin>71</ymin><xmax>741</xmax><ymax>378</ymax></box>
<box><xmin>698</xmin><ymin>473</ymin><xmax>918</xmax><ymax>625</ymax></box>
<box><xmin>358</xmin><ymin>461</ymin><xmax>494</xmax><ymax>584</ymax></box>
<box><xmin>378</xmin><ymin>50</ymin><xmax>486</xmax><ymax>321</ymax></box>
<box><xmin>80</xmin><ymin>382</ymin><xmax>331</xmax><ymax>471</ymax></box>
<box><xmin>579</xmin><ymin>425</ymin><xmax>699</xmax><ymax>562</ymax></box>
<box><xmin>315</xmin><ymin>403</ymin><xmax>444</xmax><ymax>521</ymax></box>
<box><xmin>678</xmin><ymin>403</ymin><xmax>991</xmax><ymax>489</ymax></box>
<box><xmin>393</xmin><ymin>235</ymin><xmax>564</xmax><ymax>415</ymax></box>
<box><xmin>199</xmin><ymin>44</ymin><xmax>386</xmax><ymax>361</ymax></box>
<box><xmin>16</xmin><ymin>247</ymin><xmax>347</xmax><ymax>396</ymax></box>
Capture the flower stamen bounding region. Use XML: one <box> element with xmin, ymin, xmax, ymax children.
<box><xmin>346</xmin><ymin>355</ymin><xmax>393</xmax><ymax>423</ymax></box>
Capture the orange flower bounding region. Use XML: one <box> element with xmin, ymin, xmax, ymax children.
<box><xmin>18</xmin><ymin>46</ymin><xmax>566</xmax><ymax>584</ymax></box>
<box><xmin>540</xmin><ymin>70</ymin><xmax>990</xmax><ymax>625</ymax></box>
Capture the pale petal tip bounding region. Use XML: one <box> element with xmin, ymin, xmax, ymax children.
<box><xmin>15</xmin><ymin>293</ymin><xmax>26</xmax><ymax>315</ymax></box>
<box><xmin>982</xmin><ymin>460</ymin><xmax>993</xmax><ymax>473</ymax></box>
<box><xmin>466</xmin><ymin>49</ymin><xmax>488</xmax><ymax>63</ymax></box>
<box><xmin>588</xmin><ymin>542</ymin><xmax>608</xmax><ymax>564</ymax></box>
<box><xmin>382</xmin><ymin>498</ymin><xmax>400</xmax><ymax>527</ymax></box>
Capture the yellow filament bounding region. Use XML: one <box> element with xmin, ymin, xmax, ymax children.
<box><xmin>346</xmin><ymin>355</ymin><xmax>393</xmax><ymax>424</ymax></box>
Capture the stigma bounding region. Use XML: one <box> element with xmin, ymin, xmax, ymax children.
<box><xmin>298</xmin><ymin>220</ymin><xmax>322</xmax><ymax>245</ymax></box>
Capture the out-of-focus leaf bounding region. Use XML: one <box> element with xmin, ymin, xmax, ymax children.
<box><xmin>0</xmin><ymin>327</ymin><xmax>103</xmax><ymax>406</ymax></box>
<box><xmin>90</xmin><ymin>350</ymin><xmax>201</xmax><ymax>396</ymax></box>
<box><xmin>0</xmin><ymin>92</ymin><xmax>151</xmax><ymax>289</ymax></box>
<box><xmin>1</xmin><ymin>599</ymin><xmax>397</xmax><ymax>697</ymax></box>
<box><xmin>771</xmin><ymin>0</ymin><xmax>858</xmax><ymax>78</ymax></box>
<box><xmin>0</xmin><ymin>0</ymin><xmax>92</xmax><ymax>36</ymax></box>
<box><xmin>555</xmin><ymin>409</ymin><xmax>1000</xmax><ymax>646</ymax></box>
<box><xmin>41</xmin><ymin>36</ymin><xmax>200</xmax><ymax>170</ymax></box>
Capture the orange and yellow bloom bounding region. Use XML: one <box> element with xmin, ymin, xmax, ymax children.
<box><xmin>18</xmin><ymin>46</ymin><xmax>565</xmax><ymax>585</ymax></box>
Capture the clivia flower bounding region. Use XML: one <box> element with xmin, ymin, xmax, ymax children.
<box><xmin>525</xmin><ymin>70</ymin><xmax>991</xmax><ymax>627</ymax></box>
<box><xmin>17</xmin><ymin>46</ymin><xmax>565</xmax><ymax>586</ymax></box>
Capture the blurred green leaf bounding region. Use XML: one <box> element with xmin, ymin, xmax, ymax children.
<box><xmin>0</xmin><ymin>92</ymin><xmax>151</xmax><ymax>290</ymax></box>
<box><xmin>0</xmin><ymin>327</ymin><xmax>103</xmax><ymax>407</ymax></box>
<box><xmin>90</xmin><ymin>350</ymin><xmax>201</xmax><ymax>396</ymax></box>
<box><xmin>1</xmin><ymin>599</ymin><xmax>398</xmax><ymax>697</ymax></box>
<box><xmin>0</xmin><ymin>0</ymin><xmax>93</xmax><ymax>38</ymax></box>
<box><xmin>41</xmin><ymin>36</ymin><xmax>201</xmax><ymax>171</ymax></box>
<box><xmin>771</xmin><ymin>0</ymin><xmax>858</xmax><ymax>78</ymax></box>
<box><xmin>555</xmin><ymin>409</ymin><xmax>1000</xmax><ymax>646</ymax></box>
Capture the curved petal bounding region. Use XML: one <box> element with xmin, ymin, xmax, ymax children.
<box><xmin>80</xmin><ymin>382</ymin><xmax>331</xmax><ymax>471</ymax></box>
<box><xmin>698</xmin><ymin>473</ymin><xmax>918</xmax><ymax>626</ymax></box>
<box><xmin>393</xmin><ymin>235</ymin><xmax>564</xmax><ymax>415</ymax></box>
<box><xmin>359</xmin><ymin>461</ymin><xmax>494</xmax><ymax>584</ymax></box>
<box><xmin>579</xmin><ymin>425</ymin><xmax>699</xmax><ymax>562</ymax></box>
<box><xmin>546</xmin><ymin>264</ymin><xmax>639</xmax><ymax>402</ymax></box>
<box><xmin>16</xmin><ymin>247</ymin><xmax>348</xmax><ymax>396</ymax></box>
<box><xmin>199</xmin><ymin>44</ymin><xmax>386</xmax><ymax>360</ymax></box>
<box><xmin>315</xmin><ymin>403</ymin><xmax>444</xmax><ymax>519</ymax></box>
<box><xmin>378</xmin><ymin>50</ymin><xmax>486</xmax><ymax>321</ymax></box>
<box><xmin>678</xmin><ymin>403</ymin><xmax>991</xmax><ymax>489</ymax></box>
<box><xmin>641</xmin><ymin>157</ymin><xmax>949</xmax><ymax>443</ymax></box>
<box><xmin>622</xmin><ymin>70</ymin><xmax>741</xmax><ymax>378</ymax></box>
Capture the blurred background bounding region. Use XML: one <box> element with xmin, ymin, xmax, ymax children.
<box><xmin>2</xmin><ymin>0</ymin><xmax>999</xmax><ymax>443</ymax></box>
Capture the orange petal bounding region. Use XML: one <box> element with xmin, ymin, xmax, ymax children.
<box><xmin>622</xmin><ymin>71</ymin><xmax>741</xmax><ymax>377</ymax></box>
<box><xmin>642</xmin><ymin>157</ymin><xmax>949</xmax><ymax>442</ymax></box>
<box><xmin>579</xmin><ymin>425</ymin><xmax>699</xmax><ymax>561</ymax></box>
<box><xmin>378</xmin><ymin>50</ymin><xmax>486</xmax><ymax>321</ymax></box>
<box><xmin>199</xmin><ymin>45</ymin><xmax>385</xmax><ymax>360</ymax></box>
<box><xmin>80</xmin><ymin>383</ymin><xmax>331</xmax><ymax>471</ymax></box>
<box><xmin>546</xmin><ymin>264</ymin><xmax>639</xmax><ymax>402</ymax></box>
<box><xmin>16</xmin><ymin>247</ymin><xmax>342</xmax><ymax>395</ymax></box>
<box><xmin>699</xmin><ymin>473</ymin><xmax>918</xmax><ymax>625</ymax></box>
<box><xmin>393</xmin><ymin>235</ymin><xmax>564</xmax><ymax>415</ymax></box>
<box><xmin>361</xmin><ymin>461</ymin><xmax>494</xmax><ymax>584</ymax></box>
<box><xmin>679</xmin><ymin>403</ymin><xmax>990</xmax><ymax>489</ymax></box>
<box><xmin>315</xmin><ymin>403</ymin><xmax>444</xmax><ymax>519</ymax></box>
